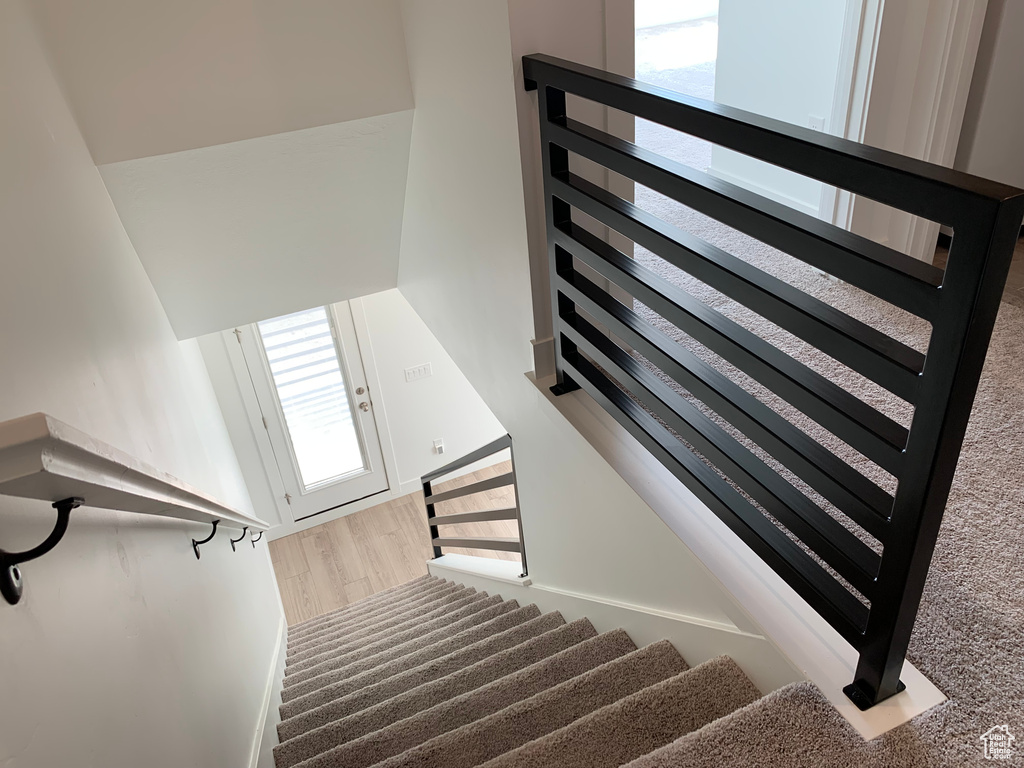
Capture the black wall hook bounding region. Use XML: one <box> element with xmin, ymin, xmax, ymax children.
<box><xmin>251</xmin><ymin>530</ymin><xmax>263</xmax><ymax>548</ymax></box>
<box><xmin>192</xmin><ymin>520</ymin><xmax>219</xmax><ymax>560</ymax></box>
<box><xmin>230</xmin><ymin>526</ymin><xmax>249</xmax><ymax>552</ymax></box>
<box><xmin>2</xmin><ymin>497</ymin><xmax>83</xmax><ymax>605</ymax></box>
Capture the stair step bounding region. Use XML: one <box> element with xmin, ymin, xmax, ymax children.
<box><xmin>372</xmin><ymin>638</ymin><xmax>688</xmax><ymax>768</ymax></box>
<box><xmin>273</xmin><ymin>612</ymin><xmax>583</xmax><ymax>767</ymax></box>
<box><xmin>280</xmin><ymin>600</ymin><xmax>526</xmax><ymax>708</ymax></box>
<box><xmin>286</xmin><ymin>573</ymin><xmax>434</xmax><ymax>634</ymax></box>
<box><xmin>480</xmin><ymin>655</ymin><xmax>761</xmax><ymax>768</ymax></box>
<box><xmin>278</xmin><ymin>609</ymin><xmax>561</xmax><ymax>743</ymax></box>
<box><xmin>288</xmin><ymin>575</ymin><xmax>439</xmax><ymax>638</ymax></box>
<box><xmin>288</xmin><ymin>581</ymin><xmax>464</xmax><ymax>655</ymax></box>
<box><xmin>619</xmin><ymin>682</ymin><xmax>842</xmax><ymax>768</ymax></box>
<box><xmin>286</xmin><ymin>588</ymin><xmax>485</xmax><ymax>671</ymax></box>
<box><xmin>296</xmin><ymin>626</ymin><xmax>636</xmax><ymax>768</ymax></box>
<box><xmin>283</xmin><ymin>594</ymin><xmax>501</xmax><ymax>687</ymax></box>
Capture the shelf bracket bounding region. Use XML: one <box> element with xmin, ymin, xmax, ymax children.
<box><xmin>229</xmin><ymin>526</ymin><xmax>249</xmax><ymax>552</ymax></box>
<box><xmin>1</xmin><ymin>497</ymin><xmax>82</xmax><ymax>606</ymax></box>
<box><xmin>192</xmin><ymin>520</ymin><xmax>219</xmax><ymax>560</ymax></box>
<box><xmin>251</xmin><ymin>530</ymin><xmax>263</xmax><ymax>548</ymax></box>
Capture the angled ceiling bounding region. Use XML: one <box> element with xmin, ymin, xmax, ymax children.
<box><xmin>30</xmin><ymin>0</ymin><xmax>414</xmax><ymax>164</ymax></box>
<box><xmin>99</xmin><ymin>110</ymin><xmax>414</xmax><ymax>340</ymax></box>
<box><xmin>30</xmin><ymin>0</ymin><xmax>418</xmax><ymax>338</ymax></box>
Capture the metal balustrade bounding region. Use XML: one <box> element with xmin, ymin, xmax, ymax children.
<box><xmin>421</xmin><ymin>434</ymin><xmax>527</xmax><ymax>577</ymax></box>
<box><xmin>523</xmin><ymin>53</ymin><xmax>1024</xmax><ymax>709</ymax></box>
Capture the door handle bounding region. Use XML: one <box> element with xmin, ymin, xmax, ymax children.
<box><xmin>359</xmin><ymin>402</ymin><xmax>370</xmax><ymax>412</ymax></box>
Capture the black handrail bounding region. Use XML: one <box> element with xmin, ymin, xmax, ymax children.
<box><xmin>524</xmin><ymin>53</ymin><xmax>1024</xmax><ymax>709</ymax></box>
<box><xmin>421</xmin><ymin>434</ymin><xmax>527</xmax><ymax>577</ymax></box>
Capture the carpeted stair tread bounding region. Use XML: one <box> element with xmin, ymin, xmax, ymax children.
<box><xmin>278</xmin><ymin>618</ymin><xmax>598</xmax><ymax>768</ymax></box>
<box><xmin>287</xmin><ymin>580</ymin><xmax>463</xmax><ymax>652</ymax></box>
<box><xmin>619</xmin><ymin>682</ymin><xmax>862</xmax><ymax>768</ymax></box>
<box><xmin>285</xmin><ymin>588</ymin><xmax>486</xmax><ymax>670</ymax></box>
<box><xmin>289</xmin><ymin>574</ymin><xmax>434</xmax><ymax>632</ymax></box>
<box><xmin>280</xmin><ymin>600</ymin><xmax>528</xmax><ymax>709</ymax></box>
<box><xmin>278</xmin><ymin>606</ymin><xmax>555</xmax><ymax>740</ymax></box>
<box><xmin>289</xmin><ymin>575</ymin><xmax>438</xmax><ymax>638</ymax></box>
<box><xmin>283</xmin><ymin>593</ymin><xmax>501</xmax><ymax>688</ymax></box>
<box><xmin>369</xmin><ymin>638</ymin><xmax>689</xmax><ymax>768</ymax></box>
<box><xmin>286</xmin><ymin>584</ymin><xmax>475</xmax><ymax>665</ymax></box>
<box><xmin>291</xmin><ymin>625</ymin><xmax>635</xmax><ymax>768</ymax></box>
<box><xmin>479</xmin><ymin>655</ymin><xmax>761</xmax><ymax>768</ymax></box>
<box><xmin>288</xmin><ymin>576</ymin><xmax>448</xmax><ymax>642</ymax></box>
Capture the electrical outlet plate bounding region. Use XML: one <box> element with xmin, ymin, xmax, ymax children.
<box><xmin>405</xmin><ymin>363</ymin><xmax>432</xmax><ymax>382</ymax></box>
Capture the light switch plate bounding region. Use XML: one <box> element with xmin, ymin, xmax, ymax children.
<box><xmin>405</xmin><ymin>363</ymin><xmax>432</xmax><ymax>382</ymax></box>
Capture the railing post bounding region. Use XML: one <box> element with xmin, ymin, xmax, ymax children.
<box><xmin>423</xmin><ymin>479</ymin><xmax>443</xmax><ymax>559</ymax></box>
<box><xmin>537</xmin><ymin>82</ymin><xmax>580</xmax><ymax>396</ymax></box>
<box><xmin>508</xmin><ymin>441</ymin><xmax>528</xmax><ymax>578</ymax></box>
<box><xmin>847</xmin><ymin>203</ymin><xmax>1024</xmax><ymax>709</ymax></box>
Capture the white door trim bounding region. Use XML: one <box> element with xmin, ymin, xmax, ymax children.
<box><xmin>821</xmin><ymin>0</ymin><xmax>989</xmax><ymax>261</ymax></box>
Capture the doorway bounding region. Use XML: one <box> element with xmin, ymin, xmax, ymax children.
<box><xmin>232</xmin><ymin>303</ymin><xmax>389</xmax><ymax>523</ymax></box>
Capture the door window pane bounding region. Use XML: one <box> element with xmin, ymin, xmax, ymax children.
<box><xmin>257</xmin><ymin>307</ymin><xmax>364</xmax><ymax>489</ymax></box>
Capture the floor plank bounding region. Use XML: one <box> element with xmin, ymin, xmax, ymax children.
<box><xmin>279</xmin><ymin>572</ymin><xmax>322</xmax><ymax>625</ymax></box>
<box><xmin>268</xmin><ymin>535</ymin><xmax>310</xmax><ymax>580</ymax></box>
<box><xmin>269</xmin><ymin>463</ymin><xmax>523</xmax><ymax>624</ymax></box>
<box><xmin>299</xmin><ymin>532</ymin><xmax>347</xmax><ymax>613</ymax></box>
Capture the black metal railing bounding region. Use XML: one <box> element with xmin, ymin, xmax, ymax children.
<box><xmin>524</xmin><ymin>53</ymin><xmax>1024</xmax><ymax>709</ymax></box>
<box><xmin>421</xmin><ymin>434</ymin><xmax>527</xmax><ymax>577</ymax></box>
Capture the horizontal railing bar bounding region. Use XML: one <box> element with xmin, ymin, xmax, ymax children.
<box><xmin>553</xmin><ymin>172</ymin><xmax>924</xmax><ymax>401</ymax></box>
<box><xmin>557</xmin><ymin>267</ymin><xmax>894</xmax><ymax>535</ymax></box>
<box><xmin>559</xmin><ymin>351</ymin><xmax>869</xmax><ymax>643</ymax></box>
<box><xmin>561</xmin><ymin>312</ymin><xmax>881</xmax><ymax>593</ymax></box>
<box><xmin>556</xmin><ymin>222</ymin><xmax>909</xmax><ymax>472</ymax></box>
<box><xmin>524</xmin><ymin>54</ymin><xmax>1018</xmax><ymax>226</ymax></box>
<box><xmin>549</xmin><ymin>117</ymin><xmax>941</xmax><ymax>319</ymax></box>
<box><xmin>422</xmin><ymin>434</ymin><xmax>513</xmax><ymax>483</ymax></box>
<box><xmin>431</xmin><ymin>508</ymin><xmax>520</xmax><ymax>525</ymax></box>
<box><xmin>432</xmin><ymin>536</ymin><xmax>522</xmax><ymax>553</ymax></box>
<box><xmin>424</xmin><ymin>472</ymin><xmax>515</xmax><ymax>505</ymax></box>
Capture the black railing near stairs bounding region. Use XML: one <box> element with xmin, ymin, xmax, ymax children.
<box><xmin>421</xmin><ymin>434</ymin><xmax>527</xmax><ymax>577</ymax></box>
<box><xmin>524</xmin><ymin>53</ymin><xmax>1024</xmax><ymax>709</ymax></box>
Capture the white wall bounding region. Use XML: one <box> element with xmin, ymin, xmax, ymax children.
<box><xmin>710</xmin><ymin>0</ymin><xmax>847</xmax><ymax>216</ymax></box>
<box><xmin>30</xmin><ymin>0</ymin><xmax>414</xmax><ymax>164</ymax></box>
<box><xmin>0</xmin><ymin>4</ymin><xmax>282</xmax><ymax>766</ymax></box>
<box><xmin>507</xmin><ymin>0</ymin><xmax>634</xmax><ymax>371</ymax></box>
<box><xmin>99</xmin><ymin>111</ymin><xmax>413</xmax><ymax>340</ymax></box>
<box><xmin>356</xmin><ymin>290</ymin><xmax>507</xmax><ymax>488</ymax></box>
<box><xmin>199</xmin><ymin>291</ymin><xmax>506</xmax><ymax>533</ymax></box>
<box><xmin>955</xmin><ymin>0</ymin><xmax>1024</xmax><ymax>190</ymax></box>
<box><xmin>395</xmin><ymin>0</ymin><xmax>756</xmax><ymax>626</ymax></box>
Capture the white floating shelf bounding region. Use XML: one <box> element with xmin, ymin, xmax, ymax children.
<box><xmin>0</xmin><ymin>413</ymin><xmax>267</xmax><ymax>531</ymax></box>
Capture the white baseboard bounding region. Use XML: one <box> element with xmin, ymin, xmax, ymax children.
<box><xmin>252</xmin><ymin>613</ymin><xmax>287</xmax><ymax>768</ymax></box>
<box><xmin>428</xmin><ymin>553</ymin><xmax>802</xmax><ymax>703</ymax></box>
<box><xmin>266</xmin><ymin>487</ymin><xmax>405</xmax><ymax>540</ymax></box>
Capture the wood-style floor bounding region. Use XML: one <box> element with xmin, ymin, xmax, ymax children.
<box><xmin>269</xmin><ymin>461</ymin><xmax>521</xmax><ymax>625</ymax></box>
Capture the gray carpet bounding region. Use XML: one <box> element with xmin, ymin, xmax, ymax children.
<box><xmin>624</xmin><ymin>58</ymin><xmax>1024</xmax><ymax>767</ymax></box>
<box><xmin>271</xmin><ymin>577</ymin><xmax>762</xmax><ymax>768</ymax></box>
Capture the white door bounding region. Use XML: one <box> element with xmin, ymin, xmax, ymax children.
<box><xmin>233</xmin><ymin>302</ymin><xmax>389</xmax><ymax>522</ymax></box>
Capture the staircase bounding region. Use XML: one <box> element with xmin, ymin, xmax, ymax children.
<box><xmin>272</xmin><ymin>574</ymin><xmax>799</xmax><ymax>768</ymax></box>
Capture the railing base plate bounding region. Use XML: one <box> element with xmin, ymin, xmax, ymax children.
<box><xmin>843</xmin><ymin>679</ymin><xmax>906</xmax><ymax>711</ymax></box>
